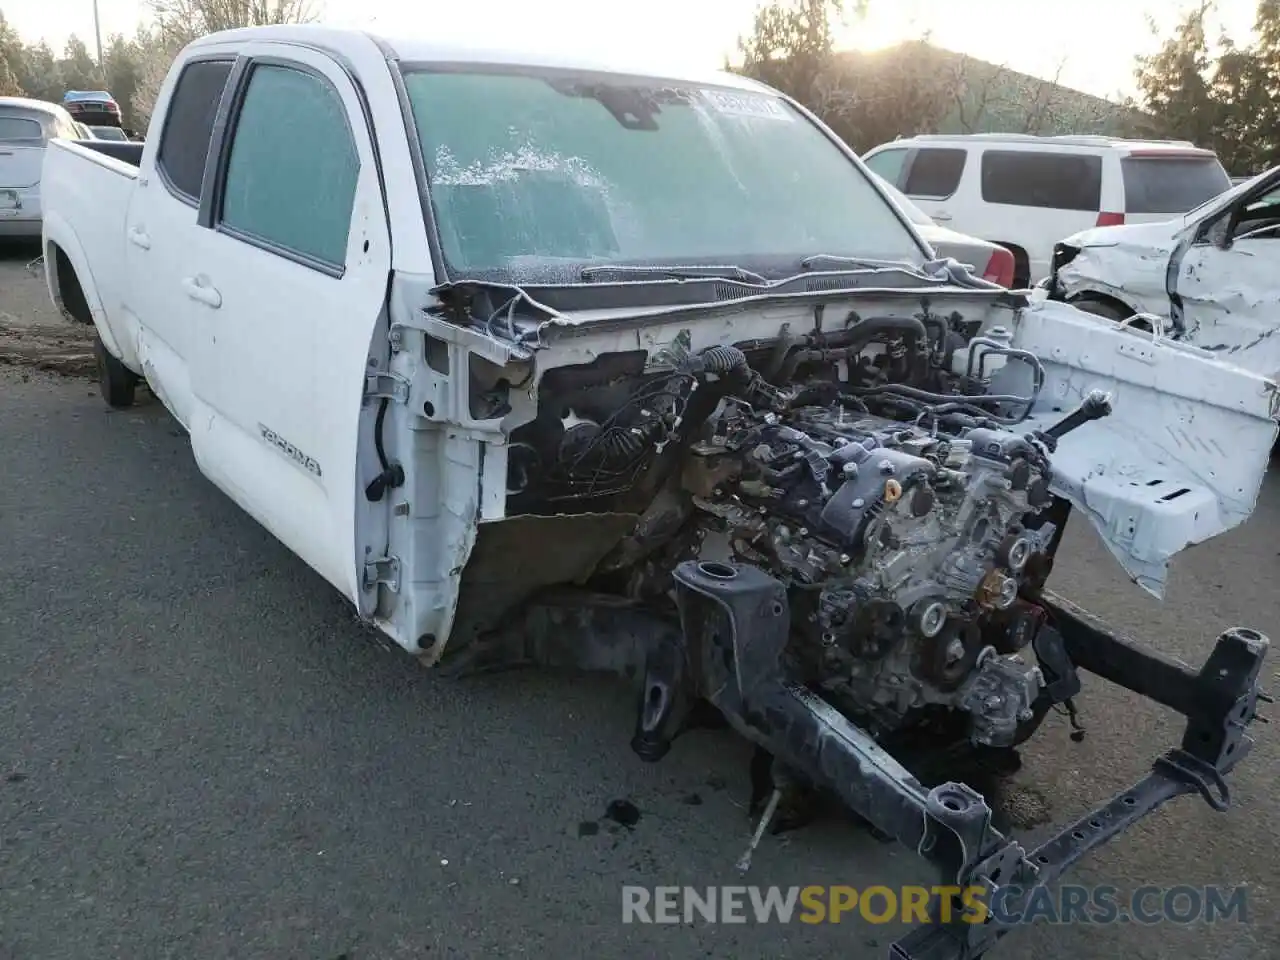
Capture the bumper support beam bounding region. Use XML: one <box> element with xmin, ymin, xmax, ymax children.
<box><xmin>657</xmin><ymin>565</ymin><xmax>1268</xmax><ymax>960</ymax></box>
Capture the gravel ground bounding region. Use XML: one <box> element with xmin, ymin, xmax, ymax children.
<box><xmin>0</xmin><ymin>243</ymin><xmax>1276</xmax><ymax>960</ymax></box>
<box><xmin>0</xmin><ymin>240</ymin><xmax>95</xmax><ymax>376</ymax></box>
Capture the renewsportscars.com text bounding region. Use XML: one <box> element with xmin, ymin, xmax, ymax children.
<box><xmin>621</xmin><ymin>884</ymin><xmax>1250</xmax><ymax>926</ymax></box>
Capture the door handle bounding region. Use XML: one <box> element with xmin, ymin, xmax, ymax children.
<box><xmin>128</xmin><ymin>226</ymin><xmax>151</xmax><ymax>249</ymax></box>
<box><xmin>182</xmin><ymin>276</ymin><xmax>222</xmax><ymax>309</ymax></box>
<box><xmin>932</xmin><ymin>210</ymin><xmax>953</xmax><ymax>222</ymax></box>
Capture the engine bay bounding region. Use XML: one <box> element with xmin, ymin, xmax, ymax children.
<box><xmin>498</xmin><ymin>306</ymin><xmax>1102</xmax><ymax>750</ymax></box>
<box><xmin>408</xmin><ymin>279</ymin><xmax>1271</xmax><ymax>960</ymax></box>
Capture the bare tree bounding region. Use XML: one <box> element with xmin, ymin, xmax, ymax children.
<box><xmin>147</xmin><ymin>0</ymin><xmax>317</xmax><ymax>38</ymax></box>
<box><xmin>130</xmin><ymin>0</ymin><xmax>318</xmax><ymax>128</ymax></box>
<box><xmin>950</xmin><ymin>56</ymin><xmax>1007</xmax><ymax>134</ymax></box>
<box><xmin>947</xmin><ymin>53</ymin><xmax>1126</xmax><ymax>137</ymax></box>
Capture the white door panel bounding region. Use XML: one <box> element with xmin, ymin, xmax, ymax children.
<box><xmin>186</xmin><ymin>43</ymin><xmax>392</xmax><ymax>607</ymax></box>
<box><xmin>1177</xmin><ymin>237</ymin><xmax>1280</xmax><ymax>378</ymax></box>
<box><xmin>126</xmin><ymin>56</ymin><xmax>239</xmax><ymax>429</ymax></box>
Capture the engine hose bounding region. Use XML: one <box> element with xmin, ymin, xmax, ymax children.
<box><xmin>364</xmin><ymin>397</ymin><xmax>405</xmax><ymax>501</ymax></box>
<box><xmin>691</xmin><ymin>344</ymin><xmax>749</xmax><ymax>375</ymax></box>
<box><xmin>919</xmin><ymin>314</ymin><xmax>949</xmax><ymax>354</ymax></box>
<box><xmin>772</xmin><ymin>315</ymin><xmax>929</xmax><ymax>385</ymax></box>
<box><xmin>857</xmin><ymin>382</ymin><xmax>1033</xmax><ymax>413</ymax></box>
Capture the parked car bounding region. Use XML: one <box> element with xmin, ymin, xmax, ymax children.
<box><xmin>1047</xmin><ymin>165</ymin><xmax>1280</xmax><ymax>381</ymax></box>
<box><xmin>874</xmin><ymin>173</ymin><xmax>1016</xmax><ymax>286</ymax></box>
<box><xmin>62</xmin><ymin>90</ymin><xmax>123</xmax><ymax>128</ymax></box>
<box><xmin>39</xmin><ymin>27</ymin><xmax>1275</xmax><ymax>960</ymax></box>
<box><xmin>88</xmin><ymin>124</ymin><xmax>129</xmax><ymax>142</ymax></box>
<box><xmin>862</xmin><ymin>133</ymin><xmax>1231</xmax><ymax>288</ymax></box>
<box><xmin>0</xmin><ymin>96</ymin><xmax>87</xmax><ymax>238</ymax></box>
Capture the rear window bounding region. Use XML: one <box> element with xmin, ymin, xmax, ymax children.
<box><xmin>980</xmin><ymin>150</ymin><xmax>1102</xmax><ymax>211</ymax></box>
<box><xmin>1121</xmin><ymin>157</ymin><xmax>1230</xmax><ymax>214</ymax></box>
<box><xmin>903</xmin><ymin>147</ymin><xmax>966</xmax><ymax>199</ymax></box>
<box><xmin>157</xmin><ymin>58</ymin><xmax>234</xmax><ymax>201</ymax></box>
<box><xmin>0</xmin><ymin>116</ymin><xmax>44</xmax><ymax>141</ymax></box>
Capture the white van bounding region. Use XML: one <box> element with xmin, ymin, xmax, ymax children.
<box><xmin>0</xmin><ymin>97</ymin><xmax>89</xmax><ymax>238</ymax></box>
<box><xmin>862</xmin><ymin>133</ymin><xmax>1231</xmax><ymax>288</ymax></box>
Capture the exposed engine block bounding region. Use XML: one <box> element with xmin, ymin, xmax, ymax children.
<box><xmin>685</xmin><ymin>400</ymin><xmax>1059</xmax><ymax>745</ymax></box>
<box><xmin>509</xmin><ymin>319</ymin><xmax>1095</xmax><ymax>751</ymax></box>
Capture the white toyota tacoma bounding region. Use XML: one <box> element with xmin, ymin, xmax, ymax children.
<box><xmin>39</xmin><ymin>25</ymin><xmax>1276</xmax><ymax>960</ymax></box>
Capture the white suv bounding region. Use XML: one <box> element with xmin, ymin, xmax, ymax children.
<box><xmin>862</xmin><ymin>133</ymin><xmax>1231</xmax><ymax>288</ymax></box>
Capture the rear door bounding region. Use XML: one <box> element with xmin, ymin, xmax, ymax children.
<box><xmin>971</xmin><ymin>148</ymin><xmax>1103</xmax><ymax>285</ymax></box>
<box><xmin>125</xmin><ymin>54</ymin><xmax>237</xmax><ymax>427</ymax></box>
<box><xmin>185</xmin><ymin>43</ymin><xmax>393</xmax><ymax>607</ymax></box>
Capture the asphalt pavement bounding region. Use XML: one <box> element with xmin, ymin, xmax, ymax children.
<box><xmin>1</xmin><ymin>244</ymin><xmax>1277</xmax><ymax>959</ymax></box>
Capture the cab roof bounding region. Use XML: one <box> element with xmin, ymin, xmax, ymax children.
<box><xmin>191</xmin><ymin>23</ymin><xmax>775</xmax><ymax>94</ymax></box>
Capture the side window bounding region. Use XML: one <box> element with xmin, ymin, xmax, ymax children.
<box><xmin>218</xmin><ymin>63</ymin><xmax>359</xmax><ymax>269</ymax></box>
<box><xmin>863</xmin><ymin>148</ymin><xmax>908</xmax><ymax>187</ymax></box>
<box><xmin>157</xmin><ymin>59</ymin><xmax>234</xmax><ymax>202</ymax></box>
<box><xmin>980</xmin><ymin>150</ymin><xmax>1102</xmax><ymax>211</ymax></box>
<box><xmin>903</xmin><ymin>148</ymin><xmax>966</xmax><ymax>199</ymax></box>
<box><xmin>0</xmin><ymin>115</ymin><xmax>44</xmax><ymax>141</ymax></box>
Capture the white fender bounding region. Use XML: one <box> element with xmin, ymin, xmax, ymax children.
<box><xmin>41</xmin><ymin>211</ymin><xmax>133</xmax><ymax>367</ymax></box>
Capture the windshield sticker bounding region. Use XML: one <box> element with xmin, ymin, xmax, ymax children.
<box><xmin>699</xmin><ymin>90</ymin><xmax>793</xmax><ymax>121</ymax></box>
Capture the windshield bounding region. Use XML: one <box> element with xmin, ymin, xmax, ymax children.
<box><xmin>399</xmin><ymin>65</ymin><xmax>926</xmax><ymax>282</ymax></box>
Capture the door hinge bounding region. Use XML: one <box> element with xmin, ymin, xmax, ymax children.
<box><xmin>363</xmin><ymin>555</ymin><xmax>401</xmax><ymax>593</ymax></box>
<box><xmin>364</xmin><ymin>370</ymin><xmax>410</xmax><ymax>404</ymax></box>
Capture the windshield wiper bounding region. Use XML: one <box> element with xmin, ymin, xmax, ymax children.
<box><xmin>800</xmin><ymin>254</ymin><xmax>926</xmax><ymax>272</ymax></box>
<box><xmin>579</xmin><ymin>264</ymin><xmax>769</xmax><ymax>285</ymax></box>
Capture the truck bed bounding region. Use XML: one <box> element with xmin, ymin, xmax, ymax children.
<box><xmin>41</xmin><ymin>139</ymin><xmax>140</xmax><ymax>347</ymax></box>
<box><xmin>71</xmin><ymin>138</ymin><xmax>143</xmax><ymax>167</ymax></box>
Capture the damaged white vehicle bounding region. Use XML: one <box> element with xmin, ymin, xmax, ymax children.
<box><xmin>39</xmin><ymin>26</ymin><xmax>1276</xmax><ymax>960</ymax></box>
<box><xmin>1048</xmin><ymin>165</ymin><xmax>1280</xmax><ymax>379</ymax></box>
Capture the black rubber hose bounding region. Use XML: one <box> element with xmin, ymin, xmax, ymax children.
<box><xmin>686</xmin><ymin>344</ymin><xmax>749</xmax><ymax>375</ymax></box>
<box><xmin>773</xmin><ymin>315</ymin><xmax>929</xmax><ymax>385</ymax></box>
<box><xmin>364</xmin><ymin>398</ymin><xmax>405</xmax><ymax>502</ymax></box>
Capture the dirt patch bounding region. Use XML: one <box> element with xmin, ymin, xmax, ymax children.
<box><xmin>0</xmin><ymin>253</ymin><xmax>97</xmax><ymax>378</ymax></box>
<box><xmin>0</xmin><ymin>319</ymin><xmax>96</xmax><ymax>377</ymax></box>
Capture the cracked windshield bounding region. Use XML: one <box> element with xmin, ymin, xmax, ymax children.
<box><xmin>401</xmin><ymin>68</ymin><xmax>924</xmax><ymax>282</ymax></box>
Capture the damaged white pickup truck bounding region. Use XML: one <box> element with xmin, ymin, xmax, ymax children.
<box><xmin>1047</xmin><ymin>165</ymin><xmax>1280</xmax><ymax>380</ymax></box>
<box><xmin>40</xmin><ymin>25</ymin><xmax>1276</xmax><ymax>959</ymax></box>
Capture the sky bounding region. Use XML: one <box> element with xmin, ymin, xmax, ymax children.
<box><xmin>1</xmin><ymin>0</ymin><xmax>1263</xmax><ymax>101</ymax></box>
